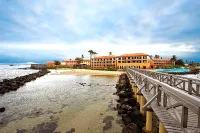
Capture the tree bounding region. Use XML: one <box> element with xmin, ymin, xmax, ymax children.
<box><xmin>155</xmin><ymin>55</ymin><xmax>160</xmax><ymax>58</ymax></box>
<box><xmin>81</xmin><ymin>54</ymin><xmax>84</xmax><ymax>59</ymax></box>
<box><xmin>54</xmin><ymin>60</ymin><xmax>61</xmax><ymax>69</ymax></box>
<box><xmin>88</xmin><ymin>50</ymin><xmax>94</xmax><ymax>67</ymax></box>
<box><xmin>170</xmin><ymin>55</ymin><xmax>177</xmax><ymax>65</ymax></box>
<box><xmin>88</xmin><ymin>50</ymin><xmax>98</xmax><ymax>67</ymax></box>
<box><xmin>175</xmin><ymin>59</ymin><xmax>185</xmax><ymax>66</ymax></box>
<box><xmin>93</xmin><ymin>51</ymin><xmax>98</xmax><ymax>57</ymax></box>
<box><xmin>109</xmin><ymin>52</ymin><xmax>112</xmax><ymax>56</ymax></box>
<box><xmin>75</xmin><ymin>57</ymin><xmax>83</xmax><ymax>65</ymax></box>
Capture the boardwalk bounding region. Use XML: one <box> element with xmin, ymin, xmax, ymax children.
<box><xmin>126</xmin><ymin>68</ymin><xmax>200</xmax><ymax>133</ymax></box>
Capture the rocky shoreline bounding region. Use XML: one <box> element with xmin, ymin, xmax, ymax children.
<box><xmin>0</xmin><ymin>69</ymin><xmax>50</xmax><ymax>95</ymax></box>
<box><xmin>115</xmin><ymin>73</ymin><xmax>145</xmax><ymax>133</ymax></box>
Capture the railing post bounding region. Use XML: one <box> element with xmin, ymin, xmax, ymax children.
<box><xmin>173</xmin><ymin>78</ymin><xmax>176</xmax><ymax>87</ymax></box>
<box><xmin>196</xmin><ymin>84</ymin><xmax>200</xmax><ymax>97</ymax></box>
<box><xmin>198</xmin><ymin>108</ymin><xmax>200</xmax><ymax>128</ymax></box>
<box><xmin>157</xmin><ymin>85</ymin><xmax>161</xmax><ymax>106</ymax></box>
<box><xmin>159</xmin><ymin>121</ymin><xmax>167</xmax><ymax>133</ymax></box>
<box><xmin>181</xmin><ymin>106</ymin><xmax>188</xmax><ymax>128</ymax></box>
<box><xmin>183</xmin><ymin>80</ymin><xmax>185</xmax><ymax>91</ymax></box>
<box><xmin>163</xmin><ymin>93</ymin><xmax>167</xmax><ymax>107</ymax></box>
<box><xmin>146</xmin><ymin>106</ymin><xmax>153</xmax><ymax>132</ymax></box>
<box><xmin>188</xmin><ymin>79</ymin><xmax>192</xmax><ymax>95</ymax></box>
<box><xmin>170</xmin><ymin>76</ymin><xmax>173</xmax><ymax>86</ymax></box>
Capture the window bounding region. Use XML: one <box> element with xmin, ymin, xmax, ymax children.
<box><xmin>128</xmin><ymin>61</ymin><xmax>130</xmax><ymax>63</ymax></box>
<box><xmin>118</xmin><ymin>61</ymin><xmax>121</xmax><ymax>63</ymax></box>
<box><xmin>128</xmin><ymin>57</ymin><xmax>130</xmax><ymax>59</ymax></box>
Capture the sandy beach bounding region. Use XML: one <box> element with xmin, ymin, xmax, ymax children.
<box><xmin>53</xmin><ymin>69</ymin><xmax>123</xmax><ymax>76</ymax></box>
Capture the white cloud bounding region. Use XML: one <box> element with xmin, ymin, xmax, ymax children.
<box><xmin>1</xmin><ymin>40</ymin><xmax>196</xmax><ymax>60</ymax></box>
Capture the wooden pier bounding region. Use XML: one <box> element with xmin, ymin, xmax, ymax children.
<box><xmin>126</xmin><ymin>68</ymin><xmax>200</xmax><ymax>133</ymax></box>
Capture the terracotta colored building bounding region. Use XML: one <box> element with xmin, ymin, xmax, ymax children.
<box><xmin>45</xmin><ymin>61</ymin><xmax>55</xmax><ymax>66</ymax></box>
<box><xmin>91</xmin><ymin>56</ymin><xmax>117</xmax><ymax>69</ymax></box>
<box><xmin>117</xmin><ymin>53</ymin><xmax>151</xmax><ymax>69</ymax></box>
<box><xmin>62</xmin><ymin>60</ymin><xmax>79</xmax><ymax>67</ymax></box>
<box><xmin>151</xmin><ymin>58</ymin><xmax>175</xmax><ymax>68</ymax></box>
<box><xmin>81</xmin><ymin>59</ymin><xmax>90</xmax><ymax>66</ymax></box>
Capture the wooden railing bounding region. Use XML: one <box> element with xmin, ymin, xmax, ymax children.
<box><xmin>130</xmin><ymin>68</ymin><xmax>200</xmax><ymax>97</ymax></box>
<box><xmin>126</xmin><ymin>67</ymin><xmax>200</xmax><ymax>133</ymax></box>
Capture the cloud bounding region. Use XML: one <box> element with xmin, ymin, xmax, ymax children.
<box><xmin>0</xmin><ymin>0</ymin><xmax>200</xmax><ymax>62</ymax></box>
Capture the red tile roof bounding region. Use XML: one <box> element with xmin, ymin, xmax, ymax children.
<box><xmin>63</xmin><ymin>60</ymin><xmax>78</xmax><ymax>62</ymax></box>
<box><xmin>92</xmin><ymin>55</ymin><xmax>117</xmax><ymax>59</ymax></box>
<box><xmin>118</xmin><ymin>53</ymin><xmax>149</xmax><ymax>57</ymax></box>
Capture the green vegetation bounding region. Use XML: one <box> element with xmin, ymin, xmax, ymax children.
<box><xmin>54</xmin><ymin>60</ymin><xmax>61</xmax><ymax>66</ymax></box>
<box><xmin>54</xmin><ymin>60</ymin><xmax>61</xmax><ymax>69</ymax></box>
<box><xmin>175</xmin><ymin>59</ymin><xmax>185</xmax><ymax>66</ymax></box>
<box><xmin>170</xmin><ymin>55</ymin><xmax>177</xmax><ymax>62</ymax></box>
<box><xmin>75</xmin><ymin>57</ymin><xmax>83</xmax><ymax>64</ymax></box>
<box><xmin>47</xmin><ymin>65</ymin><xmax>71</xmax><ymax>69</ymax></box>
<box><xmin>91</xmin><ymin>68</ymin><xmax>117</xmax><ymax>71</ymax></box>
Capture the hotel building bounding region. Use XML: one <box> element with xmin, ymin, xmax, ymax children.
<box><xmin>117</xmin><ymin>53</ymin><xmax>151</xmax><ymax>69</ymax></box>
<box><xmin>91</xmin><ymin>56</ymin><xmax>117</xmax><ymax>69</ymax></box>
<box><xmin>151</xmin><ymin>58</ymin><xmax>175</xmax><ymax>68</ymax></box>
<box><xmin>91</xmin><ymin>53</ymin><xmax>174</xmax><ymax>69</ymax></box>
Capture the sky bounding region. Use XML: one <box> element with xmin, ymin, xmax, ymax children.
<box><xmin>0</xmin><ymin>0</ymin><xmax>200</xmax><ymax>63</ymax></box>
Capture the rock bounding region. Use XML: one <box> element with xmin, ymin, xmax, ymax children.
<box><xmin>103</xmin><ymin>121</ymin><xmax>112</xmax><ymax>130</ymax></box>
<box><xmin>122</xmin><ymin>115</ymin><xmax>132</xmax><ymax>126</ymax></box>
<box><xmin>103</xmin><ymin>116</ymin><xmax>114</xmax><ymax>123</ymax></box>
<box><xmin>16</xmin><ymin>129</ymin><xmax>27</xmax><ymax>133</ymax></box>
<box><xmin>0</xmin><ymin>70</ymin><xmax>49</xmax><ymax>95</ymax></box>
<box><xmin>66</xmin><ymin>128</ymin><xmax>75</xmax><ymax>133</ymax></box>
<box><xmin>32</xmin><ymin>122</ymin><xmax>58</xmax><ymax>133</ymax></box>
<box><xmin>122</xmin><ymin>123</ymin><xmax>141</xmax><ymax>133</ymax></box>
<box><xmin>118</xmin><ymin>91</ymin><xmax>132</xmax><ymax>98</ymax></box>
<box><xmin>0</xmin><ymin>107</ymin><xmax>5</xmax><ymax>112</ymax></box>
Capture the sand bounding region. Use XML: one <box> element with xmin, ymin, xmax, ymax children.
<box><xmin>55</xmin><ymin>69</ymin><xmax>123</xmax><ymax>76</ymax></box>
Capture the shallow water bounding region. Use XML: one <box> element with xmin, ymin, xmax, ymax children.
<box><xmin>0</xmin><ymin>73</ymin><xmax>122</xmax><ymax>133</ymax></box>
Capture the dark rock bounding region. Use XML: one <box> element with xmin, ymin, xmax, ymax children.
<box><xmin>122</xmin><ymin>123</ymin><xmax>141</xmax><ymax>133</ymax></box>
<box><xmin>118</xmin><ymin>91</ymin><xmax>132</xmax><ymax>98</ymax></box>
<box><xmin>66</xmin><ymin>128</ymin><xmax>75</xmax><ymax>133</ymax></box>
<box><xmin>32</xmin><ymin>122</ymin><xmax>58</xmax><ymax>133</ymax></box>
<box><xmin>0</xmin><ymin>70</ymin><xmax>49</xmax><ymax>95</ymax></box>
<box><xmin>16</xmin><ymin>129</ymin><xmax>27</xmax><ymax>133</ymax></box>
<box><xmin>0</xmin><ymin>107</ymin><xmax>5</xmax><ymax>112</ymax></box>
<box><xmin>122</xmin><ymin>115</ymin><xmax>132</xmax><ymax>126</ymax></box>
<box><xmin>103</xmin><ymin>121</ymin><xmax>112</xmax><ymax>130</ymax></box>
<box><xmin>103</xmin><ymin>116</ymin><xmax>114</xmax><ymax>123</ymax></box>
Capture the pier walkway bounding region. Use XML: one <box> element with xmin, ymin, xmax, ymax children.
<box><xmin>126</xmin><ymin>68</ymin><xmax>200</xmax><ymax>133</ymax></box>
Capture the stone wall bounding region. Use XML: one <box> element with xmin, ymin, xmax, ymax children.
<box><xmin>0</xmin><ymin>70</ymin><xmax>50</xmax><ymax>94</ymax></box>
<box><xmin>115</xmin><ymin>73</ymin><xmax>145</xmax><ymax>133</ymax></box>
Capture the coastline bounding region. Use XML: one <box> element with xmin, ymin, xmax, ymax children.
<box><xmin>51</xmin><ymin>69</ymin><xmax>123</xmax><ymax>76</ymax></box>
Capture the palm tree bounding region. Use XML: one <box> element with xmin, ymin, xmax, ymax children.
<box><xmin>88</xmin><ymin>50</ymin><xmax>94</xmax><ymax>67</ymax></box>
<box><xmin>170</xmin><ymin>55</ymin><xmax>177</xmax><ymax>65</ymax></box>
<box><xmin>88</xmin><ymin>50</ymin><xmax>97</xmax><ymax>67</ymax></box>
<box><xmin>93</xmin><ymin>51</ymin><xmax>98</xmax><ymax>57</ymax></box>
